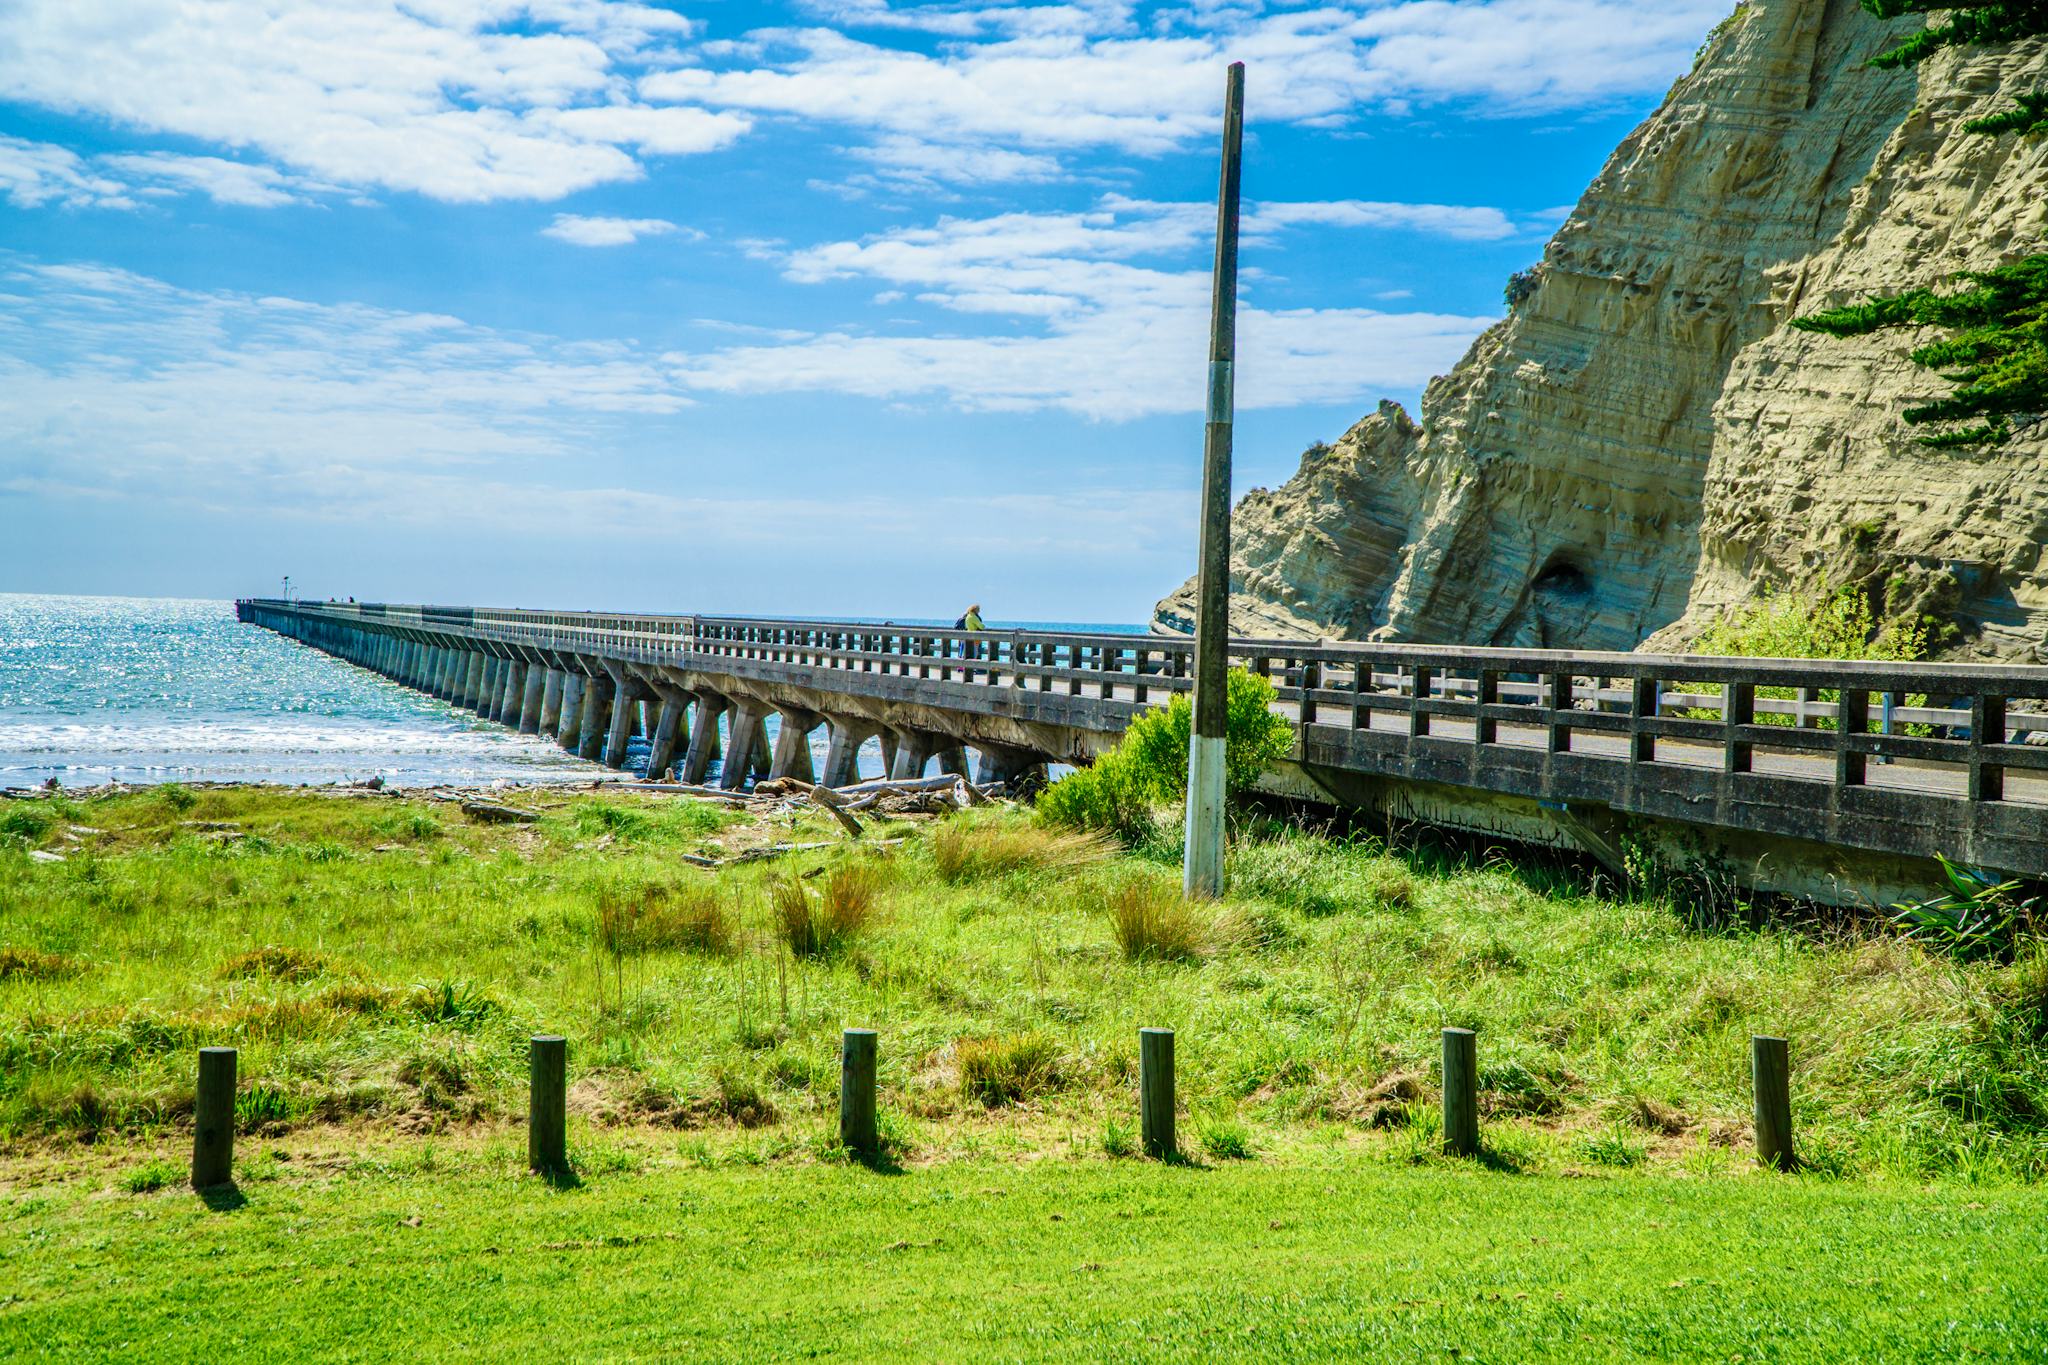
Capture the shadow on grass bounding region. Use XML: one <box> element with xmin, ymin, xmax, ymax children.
<box><xmin>539</xmin><ymin>1165</ymin><xmax>585</xmax><ymax>1191</ymax></box>
<box><xmin>197</xmin><ymin>1181</ymin><xmax>247</xmax><ymax>1213</ymax></box>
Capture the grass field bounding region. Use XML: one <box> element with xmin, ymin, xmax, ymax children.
<box><xmin>5</xmin><ymin>783</ymin><xmax>2048</xmax><ymax>1357</ymax></box>
<box><xmin>7</xmin><ymin>1141</ymin><xmax>2048</xmax><ymax>1361</ymax></box>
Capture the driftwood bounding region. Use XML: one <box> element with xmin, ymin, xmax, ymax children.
<box><xmin>774</xmin><ymin>780</ymin><xmax>864</xmax><ymax>838</ymax></box>
<box><xmin>625</xmin><ymin>782</ymin><xmax>757</xmax><ymax>804</ymax></box>
<box><xmin>835</xmin><ymin>775</ymin><xmax>982</xmax><ymax>796</ymax></box>
<box><xmin>461</xmin><ymin>800</ymin><xmax>540</xmax><ymax>825</ymax></box>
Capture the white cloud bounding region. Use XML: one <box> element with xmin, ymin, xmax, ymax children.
<box><xmin>0</xmin><ymin>1</ymin><xmax>1729</xmax><ymax>204</ymax></box>
<box><xmin>0</xmin><ymin>136</ymin><xmax>133</xmax><ymax>209</ymax></box>
<box><xmin>540</xmin><ymin>213</ymin><xmax>686</xmax><ymax>245</ymax></box>
<box><xmin>665</xmin><ymin>197</ymin><xmax>1500</xmax><ymax>416</ymax></box>
<box><xmin>0</xmin><ymin>1</ymin><xmax>747</xmax><ymax>204</ymax></box>
<box><xmin>645</xmin><ymin>0</ymin><xmax>1730</xmax><ymax>178</ymax></box>
<box><xmin>100</xmin><ymin>153</ymin><xmax>323</xmax><ymax>208</ymax></box>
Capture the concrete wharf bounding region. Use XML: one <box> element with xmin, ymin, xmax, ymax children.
<box><xmin>238</xmin><ymin>599</ymin><xmax>2048</xmax><ymax>902</ymax></box>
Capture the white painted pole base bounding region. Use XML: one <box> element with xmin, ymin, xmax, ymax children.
<box><xmin>1182</xmin><ymin>733</ymin><xmax>1227</xmax><ymax>900</ymax></box>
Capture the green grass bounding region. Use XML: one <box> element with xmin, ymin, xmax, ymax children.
<box><xmin>4</xmin><ymin>787</ymin><xmax>2048</xmax><ymax>1187</ymax></box>
<box><xmin>6</xmin><ymin>1147</ymin><xmax>2048</xmax><ymax>1361</ymax></box>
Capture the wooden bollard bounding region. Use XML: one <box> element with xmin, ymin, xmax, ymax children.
<box><xmin>191</xmin><ymin>1047</ymin><xmax>237</xmax><ymax>1189</ymax></box>
<box><xmin>1752</xmin><ymin>1035</ymin><xmax>1795</xmax><ymax>1171</ymax></box>
<box><xmin>1442</xmin><ymin>1028</ymin><xmax>1479</xmax><ymax>1158</ymax></box>
<box><xmin>840</xmin><ymin>1029</ymin><xmax>879</xmax><ymax>1158</ymax></box>
<box><xmin>1140</xmin><ymin>1027</ymin><xmax>1175</xmax><ymax>1159</ymax></box>
<box><xmin>528</xmin><ymin>1035</ymin><xmax>567</xmax><ymax>1175</ymax></box>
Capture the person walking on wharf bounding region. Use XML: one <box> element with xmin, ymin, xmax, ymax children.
<box><xmin>954</xmin><ymin>603</ymin><xmax>984</xmax><ymax>667</ymax></box>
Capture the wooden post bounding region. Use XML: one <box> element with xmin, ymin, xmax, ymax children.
<box><xmin>1183</xmin><ymin>61</ymin><xmax>1245</xmax><ymax>903</ymax></box>
<box><xmin>1442</xmin><ymin>1028</ymin><xmax>1479</xmax><ymax>1158</ymax></box>
<box><xmin>191</xmin><ymin>1047</ymin><xmax>236</xmax><ymax>1189</ymax></box>
<box><xmin>528</xmin><ymin>1035</ymin><xmax>567</xmax><ymax>1175</ymax></box>
<box><xmin>840</xmin><ymin>1028</ymin><xmax>879</xmax><ymax>1159</ymax></box>
<box><xmin>1140</xmin><ymin>1027</ymin><xmax>1176</xmax><ymax>1159</ymax></box>
<box><xmin>1752</xmin><ymin>1035</ymin><xmax>1795</xmax><ymax>1171</ymax></box>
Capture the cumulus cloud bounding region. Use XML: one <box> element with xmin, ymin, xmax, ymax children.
<box><xmin>0</xmin><ymin>1</ymin><xmax>748</xmax><ymax>203</ymax></box>
<box><xmin>540</xmin><ymin>213</ymin><xmax>687</xmax><ymax>245</ymax></box>
<box><xmin>0</xmin><ymin>136</ymin><xmax>134</xmax><ymax>209</ymax></box>
<box><xmin>0</xmin><ymin>1</ymin><xmax>1733</xmax><ymax>202</ymax></box>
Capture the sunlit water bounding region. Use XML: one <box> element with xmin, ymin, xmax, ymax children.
<box><xmin>0</xmin><ymin>594</ymin><xmax>1146</xmax><ymax>789</ymax></box>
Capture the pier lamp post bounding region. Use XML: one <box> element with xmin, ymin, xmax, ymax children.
<box><xmin>1183</xmin><ymin>61</ymin><xmax>1244</xmax><ymax>902</ymax></box>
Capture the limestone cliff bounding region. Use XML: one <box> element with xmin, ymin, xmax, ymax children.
<box><xmin>1156</xmin><ymin>0</ymin><xmax>2048</xmax><ymax>662</ymax></box>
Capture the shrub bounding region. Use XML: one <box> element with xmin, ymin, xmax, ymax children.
<box><xmin>597</xmin><ymin>883</ymin><xmax>738</xmax><ymax>957</ymax></box>
<box><xmin>1120</xmin><ymin>668</ymin><xmax>1296</xmax><ymax>799</ymax></box>
<box><xmin>0</xmin><ymin>807</ymin><xmax>53</xmax><ymax>842</ymax></box>
<box><xmin>219</xmin><ymin>946</ymin><xmax>333</xmax><ymax>983</ymax></box>
<box><xmin>930</xmin><ymin>819</ymin><xmax>1112</xmax><ymax>883</ymax></box>
<box><xmin>1034</xmin><ymin>750</ymin><xmax>1158</xmax><ymax>846</ymax></box>
<box><xmin>1096</xmin><ymin>877</ymin><xmax>1208</xmax><ymax>963</ymax></box>
<box><xmin>1039</xmin><ymin>668</ymin><xmax>1293</xmax><ymax>844</ymax></box>
<box><xmin>956</xmin><ymin>1033</ymin><xmax>1063</xmax><ymax>1107</ymax></box>
<box><xmin>0</xmin><ymin>946</ymin><xmax>82</xmax><ymax>981</ymax></box>
<box><xmin>772</xmin><ymin>864</ymin><xmax>882</xmax><ymax>959</ymax></box>
<box><xmin>157</xmin><ymin>784</ymin><xmax>197</xmax><ymax>812</ymax></box>
<box><xmin>1892</xmin><ymin>857</ymin><xmax>2041</xmax><ymax>963</ymax></box>
<box><xmin>1503</xmin><ymin>265</ymin><xmax>1543</xmax><ymax>310</ymax></box>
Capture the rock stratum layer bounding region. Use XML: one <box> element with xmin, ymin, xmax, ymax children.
<box><xmin>1156</xmin><ymin>0</ymin><xmax>2048</xmax><ymax>662</ymax></box>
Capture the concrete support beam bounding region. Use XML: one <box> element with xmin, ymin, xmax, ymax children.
<box><xmin>518</xmin><ymin>664</ymin><xmax>546</xmax><ymax>733</ymax></box>
<box><xmin>975</xmin><ymin>744</ymin><xmax>1045</xmax><ymax>788</ymax></box>
<box><xmin>602</xmin><ymin>677</ymin><xmax>639</xmax><ymax>768</ymax></box>
<box><xmin>680</xmin><ymin>695</ymin><xmax>728</xmax><ymax>785</ymax></box>
<box><xmin>645</xmin><ymin>698</ymin><xmax>687</xmax><ymax>780</ymax></box>
<box><xmin>503</xmin><ymin>661</ymin><xmax>527</xmax><ymax>723</ymax></box>
<box><xmin>539</xmin><ymin>669</ymin><xmax>567</xmax><ymax>733</ymax></box>
<box><xmin>720</xmin><ymin>703</ymin><xmax>770</xmax><ymax>790</ymax></box>
<box><xmin>577</xmin><ymin>674</ymin><xmax>612</xmax><ymax>763</ymax></box>
<box><xmin>769</xmin><ymin>709</ymin><xmax>820</xmax><ymax>782</ymax></box>
<box><xmin>888</xmin><ymin>729</ymin><xmax>938</xmax><ymax>780</ymax></box>
<box><xmin>820</xmin><ymin>718</ymin><xmax>876</xmax><ymax>788</ymax></box>
<box><xmin>556</xmin><ymin>672</ymin><xmax>587</xmax><ymax>751</ymax></box>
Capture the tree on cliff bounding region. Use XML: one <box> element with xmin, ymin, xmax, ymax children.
<box><xmin>1791</xmin><ymin>2</ymin><xmax>2048</xmax><ymax>447</ymax></box>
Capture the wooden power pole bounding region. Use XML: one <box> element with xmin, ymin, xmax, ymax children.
<box><xmin>1184</xmin><ymin>61</ymin><xmax>1244</xmax><ymax>901</ymax></box>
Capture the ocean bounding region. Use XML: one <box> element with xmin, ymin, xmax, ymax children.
<box><xmin>0</xmin><ymin>594</ymin><xmax>1144</xmax><ymax>789</ymax></box>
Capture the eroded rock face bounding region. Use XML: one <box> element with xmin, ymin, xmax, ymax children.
<box><xmin>1156</xmin><ymin>0</ymin><xmax>2048</xmax><ymax>662</ymax></box>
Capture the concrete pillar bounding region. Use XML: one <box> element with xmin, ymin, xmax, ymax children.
<box><xmin>646</xmin><ymin>697</ymin><xmax>687</xmax><ymax>780</ymax></box>
<box><xmin>518</xmin><ymin>665</ymin><xmax>547</xmax><ymax>733</ymax></box>
<box><xmin>820</xmin><ymin>718</ymin><xmax>874</xmax><ymax>788</ymax></box>
<box><xmin>680</xmin><ymin>695</ymin><xmax>727</xmax><ymax>785</ymax></box>
<box><xmin>602</xmin><ymin>678</ymin><xmax>639</xmax><ymax>768</ymax></box>
<box><xmin>720</xmin><ymin>702</ymin><xmax>769</xmax><ymax>790</ymax></box>
<box><xmin>879</xmin><ymin>731</ymin><xmax>899</xmax><ymax>777</ymax></box>
<box><xmin>888</xmin><ymin>729</ymin><xmax>937</xmax><ymax>780</ymax></box>
<box><xmin>539</xmin><ymin>669</ymin><xmax>567</xmax><ymax>733</ymax></box>
<box><xmin>937</xmin><ymin>746</ymin><xmax>970</xmax><ymax>778</ymax></box>
<box><xmin>464</xmin><ymin>653</ymin><xmax>487</xmax><ymax>709</ymax></box>
<box><xmin>974</xmin><ymin>744</ymin><xmax>1042</xmax><ymax>787</ymax></box>
<box><xmin>577</xmin><ymin>674</ymin><xmax>612</xmax><ymax>763</ymax></box>
<box><xmin>749</xmin><ymin>716</ymin><xmax>773</xmax><ymax>780</ymax></box>
<box><xmin>768</xmin><ymin>709</ymin><xmax>820</xmax><ymax>782</ymax></box>
<box><xmin>485</xmin><ymin>658</ymin><xmax>507</xmax><ymax>716</ymax></box>
<box><xmin>556</xmin><ymin>672</ymin><xmax>586</xmax><ymax>751</ymax></box>
<box><xmin>497</xmin><ymin>661</ymin><xmax>525</xmax><ymax>724</ymax></box>
<box><xmin>440</xmin><ymin>648</ymin><xmax>463</xmax><ymax>700</ymax></box>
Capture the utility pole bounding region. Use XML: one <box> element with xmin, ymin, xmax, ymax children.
<box><xmin>1183</xmin><ymin>60</ymin><xmax>1243</xmax><ymax>901</ymax></box>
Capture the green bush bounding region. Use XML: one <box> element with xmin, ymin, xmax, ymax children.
<box><xmin>1038</xmin><ymin>668</ymin><xmax>1295</xmax><ymax>843</ymax></box>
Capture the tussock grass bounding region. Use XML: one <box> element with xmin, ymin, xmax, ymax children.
<box><xmin>930</xmin><ymin>819</ymin><xmax>1112</xmax><ymax>883</ymax></box>
<box><xmin>597</xmin><ymin>883</ymin><xmax>738</xmax><ymax>958</ymax></box>
<box><xmin>772</xmin><ymin>864</ymin><xmax>882</xmax><ymax>959</ymax></box>
<box><xmin>1091</xmin><ymin>876</ymin><xmax>1209</xmax><ymax>962</ymax></box>
<box><xmin>956</xmin><ymin>1033</ymin><xmax>1063</xmax><ymax>1107</ymax></box>
<box><xmin>0</xmin><ymin>946</ymin><xmax>81</xmax><ymax>981</ymax></box>
<box><xmin>4</xmin><ymin>787</ymin><xmax>2048</xmax><ymax>1185</ymax></box>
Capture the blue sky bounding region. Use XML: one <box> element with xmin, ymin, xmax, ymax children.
<box><xmin>0</xmin><ymin>0</ymin><xmax>1731</xmax><ymax>623</ymax></box>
